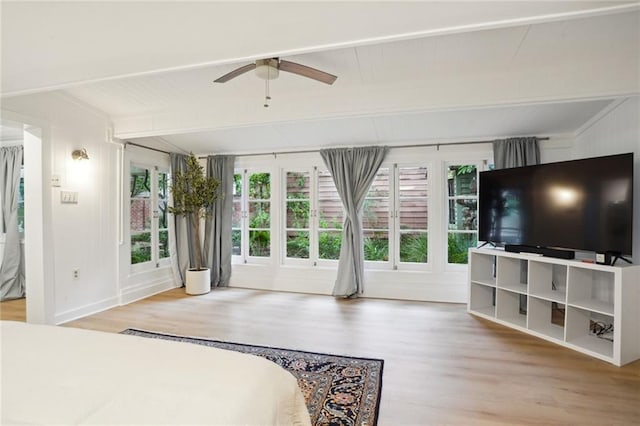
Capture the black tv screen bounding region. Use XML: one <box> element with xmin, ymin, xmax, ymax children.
<box><xmin>479</xmin><ymin>153</ymin><xmax>634</xmax><ymax>255</ymax></box>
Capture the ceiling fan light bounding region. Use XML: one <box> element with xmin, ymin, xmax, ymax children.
<box><xmin>255</xmin><ymin>59</ymin><xmax>279</xmax><ymax>80</ymax></box>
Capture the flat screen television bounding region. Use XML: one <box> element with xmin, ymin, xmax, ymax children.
<box><xmin>478</xmin><ymin>153</ymin><xmax>634</xmax><ymax>256</ymax></box>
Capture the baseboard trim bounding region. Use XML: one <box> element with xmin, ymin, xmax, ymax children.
<box><xmin>55</xmin><ymin>296</ymin><xmax>119</xmax><ymax>325</ymax></box>
<box><xmin>120</xmin><ymin>278</ymin><xmax>178</xmax><ymax>305</ymax></box>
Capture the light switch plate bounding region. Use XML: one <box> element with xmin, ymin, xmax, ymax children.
<box><xmin>61</xmin><ymin>191</ymin><xmax>78</xmax><ymax>204</ymax></box>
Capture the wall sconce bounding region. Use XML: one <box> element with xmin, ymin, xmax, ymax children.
<box><xmin>71</xmin><ymin>148</ymin><xmax>89</xmax><ymax>161</ymax></box>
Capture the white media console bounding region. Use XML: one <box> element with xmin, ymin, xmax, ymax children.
<box><xmin>468</xmin><ymin>247</ymin><xmax>640</xmax><ymax>366</ymax></box>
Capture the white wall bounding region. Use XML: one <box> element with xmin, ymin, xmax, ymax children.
<box><xmin>2</xmin><ymin>93</ymin><xmax>122</xmax><ymax>323</ymax></box>
<box><xmin>572</xmin><ymin>97</ymin><xmax>640</xmax><ymax>264</ymax></box>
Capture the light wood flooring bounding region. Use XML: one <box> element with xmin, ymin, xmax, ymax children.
<box><xmin>3</xmin><ymin>288</ymin><xmax>640</xmax><ymax>425</ymax></box>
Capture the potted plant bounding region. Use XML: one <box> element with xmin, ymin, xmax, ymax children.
<box><xmin>169</xmin><ymin>153</ymin><xmax>220</xmax><ymax>295</ymax></box>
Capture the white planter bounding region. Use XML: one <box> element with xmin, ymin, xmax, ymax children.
<box><xmin>185</xmin><ymin>268</ymin><xmax>211</xmax><ymax>295</ymax></box>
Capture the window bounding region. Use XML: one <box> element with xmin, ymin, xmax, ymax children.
<box><xmin>129</xmin><ymin>164</ymin><xmax>170</xmax><ymax>268</ymax></box>
<box><xmin>282</xmin><ymin>168</ymin><xmax>343</xmax><ymax>265</ymax></box>
<box><xmin>397</xmin><ymin>166</ymin><xmax>429</xmax><ymax>264</ymax></box>
<box><xmin>363</xmin><ymin>168</ymin><xmax>390</xmax><ymax>263</ymax></box>
<box><xmin>317</xmin><ymin>170</ymin><xmax>343</xmax><ymax>261</ymax></box>
<box><xmin>285</xmin><ymin>171</ymin><xmax>310</xmax><ymax>260</ymax></box>
<box><xmin>233</xmin><ymin>170</ymin><xmax>272</xmax><ymax>262</ymax></box>
<box><xmin>232</xmin><ymin>173</ymin><xmax>242</xmax><ymax>256</ymax></box>
<box><xmin>446</xmin><ymin>163</ymin><xmax>479</xmax><ymax>264</ymax></box>
<box><xmin>157</xmin><ymin>171</ymin><xmax>170</xmax><ymax>260</ymax></box>
<box><xmin>17</xmin><ymin>166</ymin><xmax>24</xmax><ymax>234</ymax></box>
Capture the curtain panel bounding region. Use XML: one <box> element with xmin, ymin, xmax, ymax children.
<box><xmin>0</xmin><ymin>146</ymin><xmax>25</xmax><ymax>300</ymax></box>
<box><xmin>169</xmin><ymin>153</ymin><xmax>195</xmax><ymax>285</ymax></box>
<box><xmin>203</xmin><ymin>155</ymin><xmax>235</xmax><ymax>288</ymax></box>
<box><xmin>320</xmin><ymin>146</ymin><xmax>388</xmax><ymax>297</ymax></box>
<box><xmin>492</xmin><ymin>137</ymin><xmax>540</xmax><ymax>169</ymax></box>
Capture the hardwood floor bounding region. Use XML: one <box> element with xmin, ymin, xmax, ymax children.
<box><xmin>0</xmin><ymin>297</ymin><xmax>25</xmax><ymax>321</ymax></box>
<box><xmin>5</xmin><ymin>288</ymin><xmax>640</xmax><ymax>425</ymax></box>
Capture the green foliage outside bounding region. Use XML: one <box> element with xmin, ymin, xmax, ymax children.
<box><xmin>448</xmin><ymin>233</ymin><xmax>477</xmax><ymax>264</ymax></box>
<box><xmin>364</xmin><ymin>235</ymin><xmax>389</xmax><ymax>261</ymax></box>
<box><xmin>286</xmin><ymin>232</ymin><xmax>309</xmax><ymax>258</ymax></box>
<box><xmin>159</xmin><ymin>230</ymin><xmax>169</xmax><ymax>259</ymax></box>
<box><xmin>318</xmin><ymin>231</ymin><xmax>341</xmax><ymax>259</ymax></box>
<box><xmin>131</xmin><ymin>232</ymin><xmax>151</xmax><ymax>264</ymax></box>
<box><xmin>249</xmin><ymin>173</ymin><xmax>270</xmax><ymax>199</ymax></box>
<box><xmin>400</xmin><ymin>233</ymin><xmax>428</xmax><ymax>263</ymax></box>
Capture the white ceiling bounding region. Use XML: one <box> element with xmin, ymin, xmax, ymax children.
<box><xmin>1</xmin><ymin>2</ymin><xmax>639</xmax><ymax>155</ymax></box>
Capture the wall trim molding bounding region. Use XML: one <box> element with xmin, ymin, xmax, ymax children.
<box><xmin>55</xmin><ymin>296</ymin><xmax>119</xmax><ymax>325</ymax></box>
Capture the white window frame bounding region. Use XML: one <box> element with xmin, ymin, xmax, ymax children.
<box><xmin>362</xmin><ymin>166</ymin><xmax>392</xmax><ymax>270</ymax></box>
<box><xmin>282</xmin><ymin>167</ymin><xmax>315</xmax><ymax>266</ymax></box>
<box><xmin>392</xmin><ymin>162</ymin><xmax>432</xmax><ymax>272</ymax></box>
<box><xmin>444</xmin><ymin>159</ymin><xmax>486</xmax><ymax>271</ymax></box>
<box><xmin>129</xmin><ymin>162</ymin><xmax>171</xmax><ymax>274</ymax></box>
<box><xmin>232</xmin><ymin>168</ymin><xmax>273</xmax><ymax>265</ymax></box>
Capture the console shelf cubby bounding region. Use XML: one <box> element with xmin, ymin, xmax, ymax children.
<box><xmin>468</xmin><ymin>248</ymin><xmax>640</xmax><ymax>366</ymax></box>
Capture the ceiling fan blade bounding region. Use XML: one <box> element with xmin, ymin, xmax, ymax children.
<box><xmin>213</xmin><ymin>63</ymin><xmax>257</xmax><ymax>83</ymax></box>
<box><xmin>279</xmin><ymin>60</ymin><xmax>337</xmax><ymax>85</ymax></box>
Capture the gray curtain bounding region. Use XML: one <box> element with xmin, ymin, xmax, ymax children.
<box><xmin>203</xmin><ymin>155</ymin><xmax>235</xmax><ymax>288</ymax></box>
<box><xmin>0</xmin><ymin>146</ymin><xmax>25</xmax><ymax>300</ymax></box>
<box><xmin>320</xmin><ymin>146</ymin><xmax>388</xmax><ymax>297</ymax></box>
<box><xmin>493</xmin><ymin>137</ymin><xmax>540</xmax><ymax>169</ymax></box>
<box><xmin>169</xmin><ymin>153</ymin><xmax>195</xmax><ymax>285</ymax></box>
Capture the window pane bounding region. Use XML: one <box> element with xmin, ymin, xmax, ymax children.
<box><xmin>18</xmin><ymin>174</ymin><xmax>24</xmax><ymax>233</ymax></box>
<box><xmin>158</xmin><ymin>230</ymin><xmax>169</xmax><ymax>259</ymax></box>
<box><xmin>367</xmin><ymin>168</ymin><xmax>389</xmax><ymax>197</ymax></box>
<box><xmin>287</xmin><ymin>171</ymin><xmax>309</xmax><ymax>198</ymax></box>
<box><xmin>233</xmin><ymin>173</ymin><xmax>242</xmax><ymax>196</ymax></box>
<box><xmin>362</xmin><ymin>197</ymin><xmax>389</xmax><ymax>229</ymax></box>
<box><xmin>448</xmin><ymin>165</ymin><xmax>477</xmax><ymax>196</ymax></box>
<box><xmin>130</xmin><ymin>166</ymin><xmax>151</xmax><ymax>198</ymax></box>
<box><xmin>364</xmin><ymin>231</ymin><xmax>388</xmax><ymax>261</ymax></box>
<box><xmin>400</xmin><ymin>232</ymin><xmax>428</xmax><ymax>263</ymax></box>
<box><xmin>286</xmin><ymin>231</ymin><xmax>309</xmax><ymax>259</ymax></box>
<box><xmin>318</xmin><ymin>231</ymin><xmax>342</xmax><ymax>260</ymax></box>
<box><xmin>232</xmin><ymin>230</ymin><xmax>242</xmax><ymax>256</ymax></box>
<box><xmin>249</xmin><ymin>172</ymin><xmax>270</xmax><ymax>199</ymax></box>
<box><xmin>249</xmin><ymin>202</ymin><xmax>270</xmax><ymax>228</ymax></box>
<box><xmin>249</xmin><ymin>230</ymin><xmax>270</xmax><ymax>257</ymax></box>
<box><xmin>399</xmin><ymin>167</ymin><xmax>428</xmax><ymax>197</ymax></box>
<box><xmin>232</xmin><ymin>201</ymin><xmax>242</xmax><ymax>228</ymax></box>
<box><xmin>158</xmin><ymin>172</ymin><xmax>168</xmax><ymax>199</ymax></box>
<box><xmin>318</xmin><ymin>170</ymin><xmax>343</xmax><ymax>229</ymax></box>
<box><xmin>130</xmin><ymin>199</ymin><xmax>151</xmax><ymax>231</ymax></box>
<box><xmin>399</xmin><ymin>198</ymin><xmax>428</xmax><ymax>230</ymax></box>
<box><xmin>318</xmin><ymin>199</ymin><xmax>343</xmax><ymax>229</ymax></box>
<box><xmin>158</xmin><ymin>199</ymin><xmax>168</xmax><ymax>229</ymax></box>
<box><xmin>286</xmin><ymin>200</ymin><xmax>309</xmax><ymax>228</ymax></box>
<box><xmin>448</xmin><ymin>232</ymin><xmax>477</xmax><ymax>264</ymax></box>
<box><xmin>448</xmin><ymin>199</ymin><xmax>477</xmax><ymax>230</ymax></box>
<box><xmin>131</xmin><ymin>232</ymin><xmax>152</xmax><ymax>264</ymax></box>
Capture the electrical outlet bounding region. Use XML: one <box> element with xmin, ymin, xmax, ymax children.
<box><xmin>72</xmin><ymin>269</ymin><xmax>80</xmax><ymax>280</ymax></box>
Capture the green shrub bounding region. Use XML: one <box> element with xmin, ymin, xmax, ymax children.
<box><xmin>400</xmin><ymin>233</ymin><xmax>428</xmax><ymax>263</ymax></box>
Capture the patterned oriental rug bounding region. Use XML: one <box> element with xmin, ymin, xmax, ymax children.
<box><xmin>122</xmin><ymin>329</ymin><xmax>384</xmax><ymax>426</ymax></box>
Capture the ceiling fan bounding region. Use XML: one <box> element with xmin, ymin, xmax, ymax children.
<box><xmin>214</xmin><ymin>58</ymin><xmax>337</xmax><ymax>107</ymax></box>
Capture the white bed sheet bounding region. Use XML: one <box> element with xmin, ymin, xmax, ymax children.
<box><xmin>0</xmin><ymin>321</ymin><xmax>311</xmax><ymax>425</ymax></box>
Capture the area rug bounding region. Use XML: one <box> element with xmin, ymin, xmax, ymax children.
<box><xmin>122</xmin><ymin>329</ymin><xmax>384</xmax><ymax>426</ymax></box>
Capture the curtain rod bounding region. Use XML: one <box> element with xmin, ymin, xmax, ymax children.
<box><xmin>207</xmin><ymin>136</ymin><xmax>550</xmax><ymax>158</ymax></box>
<box><xmin>124</xmin><ymin>141</ymin><xmax>171</xmax><ymax>155</ymax></box>
<box><xmin>125</xmin><ymin>137</ymin><xmax>549</xmax><ymax>158</ymax></box>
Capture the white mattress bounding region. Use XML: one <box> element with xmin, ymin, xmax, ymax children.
<box><xmin>0</xmin><ymin>321</ymin><xmax>311</xmax><ymax>425</ymax></box>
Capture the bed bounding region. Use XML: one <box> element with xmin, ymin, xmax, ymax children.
<box><xmin>0</xmin><ymin>321</ymin><xmax>311</xmax><ymax>425</ymax></box>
